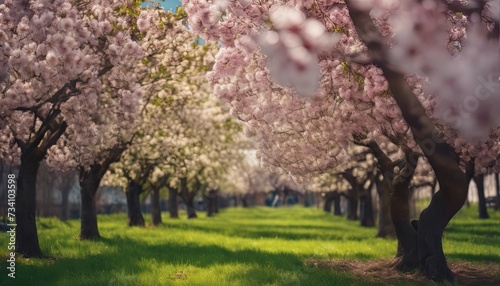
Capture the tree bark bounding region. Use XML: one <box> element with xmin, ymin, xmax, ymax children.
<box><xmin>360</xmin><ymin>189</ymin><xmax>375</xmax><ymax>227</ymax></box>
<box><xmin>390</xmin><ymin>152</ymin><xmax>419</xmax><ymax>272</ymax></box>
<box><xmin>474</xmin><ymin>174</ymin><xmax>489</xmax><ymax>219</ymax></box>
<box><xmin>214</xmin><ymin>193</ymin><xmax>219</xmax><ymax>214</ymax></box>
<box><xmin>333</xmin><ymin>193</ymin><xmax>342</xmax><ymax>216</ymax></box>
<box><xmin>127</xmin><ymin>181</ymin><xmax>145</xmax><ymax>226</ymax></box>
<box><xmin>79</xmin><ymin>145</ymin><xmax>127</xmax><ymax>240</ymax></box>
<box><xmin>341</xmin><ymin>171</ymin><xmax>362</xmax><ymax>221</ymax></box>
<box><xmin>179</xmin><ymin>177</ymin><xmax>197</xmax><ymax>218</ymax></box>
<box><xmin>16</xmin><ymin>153</ymin><xmax>43</xmax><ymax>257</ymax></box>
<box><xmin>168</xmin><ymin>187</ymin><xmax>179</xmax><ymax>218</ymax></box>
<box><xmin>207</xmin><ymin>189</ymin><xmax>216</xmax><ymax>217</ymax></box>
<box><xmin>186</xmin><ymin>196</ymin><xmax>197</xmax><ymax>219</ymax></box>
<box><xmin>80</xmin><ymin>178</ymin><xmax>100</xmax><ymax>240</ymax></box>
<box><xmin>151</xmin><ymin>186</ymin><xmax>162</xmax><ymax>226</ymax></box>
<box><xmin>323</xmin><ymin>192</ymin><xmax>333</xmax><ymax>213</ymax></box>
<box><xmin>495</xmin><ymin>174</ymin><xmax>500</xmax><ymax>211</ymax></box>
<box><xmin>79</xmin><ymin>163</ymin><xmax>108</xmax><ymax>240</ymax></box>
<box><xmin>346</xmin><ymin>193</ymin><xmax>358</xmax><ymax>220</ymax></box>
<box><xmin>346</xmin><ymin>2</ymin><xmax>469</xmax><ymax>280</ymax></box>
<box><xmin>375</xmin><ymin>176</ymin><xmax>396</xmax><ymax>238</ymax></box>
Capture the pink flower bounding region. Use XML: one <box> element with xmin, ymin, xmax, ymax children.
<box><xmin>137</xmin><ymin>18</ymin><xmax>149</xmax><ymax>32</ymax></box>
<box><xmin>256</xmin><ymin>6</ymin><xmax>339</xmax><ymax>96</ymax></box>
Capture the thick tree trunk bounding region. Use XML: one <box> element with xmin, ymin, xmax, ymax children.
<box><xmin>345</xmin><ymin>3</ymin><xmax>470</xmax><ymax>280</ymax></box>
<box><xmin>152</xmin><ymin>187</ymin><xmax>162</xmax><ymax>226</ymax></box>
<box><xmin>179</xmin><ymin>178</ymin><xmax>197</xmax><ymax>218</ymax></box>
<box><xmin>323</xmin><ymin>192</ymin><xmax>333</xmax><ymax>213</ymax></box>
<box><xmin>375</xmin><ymin>176</ymin><xmax>395</xmax><ymax>238</ymax></box>
<box><xmin>360</xmin><ymin>191</ymin><xmax>375</xmax><ymax>227</ymax></box>
<box><xmin>127</xmin><ymin>181</ymin><xmax>145</xmax><ymax>226</ymax></box>
<box><xmin>346</xmin><ymin>196</ymin><xmax>358</xmax><ymax>220</ymax></box>
<box><xmin>341</xmin><ymin>172</ymin><xmax>360</xmax><ymax>221</ymax></box>
<box><xmin>333</xmin><ymin>194</ymin><xmax>342</xmax><ymax>216</ymax></box>
<box><xmin>214</xmin><ymin>194</ymin><xmax>219</xmax><ymax>214</ymax></box>
<box><xmin>496</xmin><ymin>174</ymin><xmax>500</xmax><ymax>211</ymax></box>
<box><xmin>206</xmin><ymin>190</ymin><xmax>216</xmax><ymax>217</ymax></box>
<box><xmin>186</xmin><ymin>196</ymin><xmax>197</xmax><ymax>219</ymax></box>
<box><xmin>79</xmin><ymin>164</ymin><xmax>107</xmax><ymax>240</ymax></box>
<box><xmin>474</xmin><ymin>174</ymin><xmax>489</xmax><ymax>219</ymax></box>
<box><xmin>80</xmin><ymin>181</ymin><xmax>100</xmax><ymax>240</ymax></box>
<box><xmin>168</xmin><ymin>187</ymin><xmax>179</xmax><ymax>218</ymax></box>
<box><xmin>390</xmin><ymin>153</ymin><xmax>419</xmax><ymax>272</ymax></box>
<box><xmin>79</xmin><ymin>145</ymin><xmax>127</xmax><ymax>239</ymax></box>
<box><xmin>16</xmin><ymin>153</ymin><xmax>42</xmax><ymax>257</ymax></box>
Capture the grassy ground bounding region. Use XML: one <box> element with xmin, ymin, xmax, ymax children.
<box><xmin>0</xmin><ymin>205</ymin><xmax>499</xmax><ymax>286</ymax></box>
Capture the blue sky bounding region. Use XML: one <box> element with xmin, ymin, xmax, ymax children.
<box><xmin>159</xmin><ymin>0</ymin><xmax>182</xmax><ymax>12</ymax></box>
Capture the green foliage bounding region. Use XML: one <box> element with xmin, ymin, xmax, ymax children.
<box><xmin>0</xmin><ymin>207</ymin><xmax>498</xmax><ymax>285</ymax></box>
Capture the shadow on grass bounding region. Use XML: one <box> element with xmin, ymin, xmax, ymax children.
<box><xmin>447</xmin><ymin>253</ymin><xmax>500</xmax><ymax>264</ymax></box>
<box><xmin>3</xmin><ymin>234</ymin><xmax>387</xmax><ymax>286</ymax></box>
<box><xmin>164</xmin><ymin>221</ymin><xmax>378</xmax><ymax>242</ymax></box>
<box><xmin>445</xmin><ymin>223</ymin><xmax>500</xmax><ymax>250</ymax></box>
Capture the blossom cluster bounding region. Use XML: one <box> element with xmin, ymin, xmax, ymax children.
<box><xmin>180</xmin><ymin>0</ymin><xmax>500</xmax><ymax>178</ymax></box>
<box><xmin>0</xmin><ymin>0</ymin><xmax>144</xmax><ymax>167</ymax></box>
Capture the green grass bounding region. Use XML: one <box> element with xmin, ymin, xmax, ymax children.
<box><xmin>0</xmin><ymin>206</ymin><xmax>499</xmax><ymax>286</ymax></box>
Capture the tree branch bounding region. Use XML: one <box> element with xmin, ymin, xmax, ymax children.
<box><xmin>345</xmin><ymin>0</ymin><xmax>465</xmax><ymax>195</ymax></box>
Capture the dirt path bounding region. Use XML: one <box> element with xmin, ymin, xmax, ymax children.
<box><xmin>306</xmin><ymin>258</ymin><xmax>500</xmax><ymax>285</ymax></box>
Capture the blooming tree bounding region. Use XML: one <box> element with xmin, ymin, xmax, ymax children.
<box><xmin>0</xmin><ymin>0</ymin><xmax>146</xmax><ymax>256</ymax></box>
<box><xmin>180</xmin><ymin>0</ymin><xmax>499</xmax><ymax>281</ymax></box>
<box><xmin>103</xmin><ymin>35</ymin><xmax>245</xmax><ymax>222</ymax></box>
<box><xmin>72</xmin><ymin>6</ymin><xmax>214</xmax><ymax>238</ymax></box>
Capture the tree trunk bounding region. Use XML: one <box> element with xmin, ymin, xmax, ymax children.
<box><xmin>179</xmin><ymin>177</ymin><xmax>197</xmax><ymax>218</ymax></box>
<box><xmin>127</xmin><ymin>181</ymin><xmax>145</xmax><ymax>226</ymax></box>
<box><xmin>151</xmin><ymin>186</ymin><xmax>162</xmax><ymax>226</ymax></box>
<box><xmin>341</xmin><ymin>172</ymin><xmax>360</xmax><ymax>221</ymax></box>
<box><xmin>474</xmin><ymin>174</ymin><xmax>489</xmax><ymax>219</ymax></box>
<box><xmin>80</xmin><ymin>181</ymin><xmax>100</xmax><ymax>240</ymax></box>
<box><xmin>186</xmin><ymin>196</ymin><xmax>197</xmax><ymax>219</ymax></box>
<box><xmin>360</xmin><ymin>191</ymin><xmax>375</xmax><ymax>227</ymax></box>
<box><xmin>390</xmin><ymin>152</ymin><xmax>419</xmax><ymax>272</ymax></box>
<box><xmin>79</xmin><ymin>164</ymin><xmax>108</xmax><ymax>240</ymax></box>
<box><xmin>206</xmin><ymin>190</ymin><xmax>216</xmax><ymax>217</ymax></box>
<box><xmin>16</xmin><ymin>153</ymin><xmax>43</xmax><ymax>257</ymax></box>
<box><xmin>495</xmin><ymin>174</ymin><xmax>500</xmax><ymax>211</ymax></box>
<box><xmin>214</xmin><ymin>194</ymin><xmax>219</xmax><ymax>214</ymax></box>
<box><xmin>375</xmin><ymin>175</ymin><xmax>395</xmax><ymax>238</ymax></box>
<box><xmin>323</xmin><ymin>192</ymin><xmax>333</xmax><ymax>213</ymax></box>
<box><xmin>346</xmin><ymin>193</ymin><xmax>358</xmax><ymax>220</ymax></box>
<box><xmin>346</xmin><ymin>4</ymin><xmax>470</xmax><ymax>280</ymax></box>
<box><xmin>333</xmin><ymin>194</ymin><xmax>342</xmax><ymax>216</ymax></box>
<box><xmin>168</xmin><ymin>187</ymin><xmax>179</xmax><ymax>218</ymax></box>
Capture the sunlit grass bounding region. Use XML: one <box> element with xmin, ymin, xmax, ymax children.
<box><xmin>0</xmin><ymin>205</ymin><xmax>499</xmax><ymax>285</ymax></box>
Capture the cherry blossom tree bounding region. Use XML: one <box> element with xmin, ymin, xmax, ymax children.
<box><xmin>180</xmin><ymin>0</ymin><xmax>499</xmax><ymax>281</ymax></box>
<box><xmin>0</xmin><ymin>0</ymin><xmax>147</xmax><ymax>256</ymax></box>
<box><xmin>103</xmin><ymin>34</ymin><xmax>244</xmax><ymax>223</ymax></box>
<box><xmin>73</xmin><ymin>6</ymin><xmax>213</xmax><ymax>238</ymax></box>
